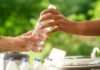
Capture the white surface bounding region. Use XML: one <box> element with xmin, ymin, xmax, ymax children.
<box><xmin>41</xmin><ymin>58</ymin><xmax>52</xmax><ymax>70</ymax></box>
<box><xmin>20</xmin><ymin>62</ymin><xmax>31</xmax><ymax>70</ymax></box>
<box><xmin>49</xmin><ymin>48</ymin><xmax>66</xmax><ymax>60</ymax></box>
<box><xmin>6</xmin><ymin>60</ymin><xmax>19</xmax><ymax>70</ymax></box>
<box><xmin>32</xmin><ymin>61</ymin><xmax>42</xmax><ymax>70</ymax></box>
<box><xmin>0</xmin><ymin>53</ymin><xmax>5</xmax><ymax>70</ymax></box>
<box><xmin>48</xmin><ymin>48</ymin><xmax>66</xmax><ymax>67</ymax></box>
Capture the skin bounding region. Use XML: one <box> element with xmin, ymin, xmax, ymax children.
<box><xmin>39</xmin><ymin>9</ymin><xmax>100</xmax><ymax>36</ymax></box>
<box><xmin>0</xmin><ymin>9</ymin><xmax>100</xmax><ymax>52</ymax></box>
<box><xmin>0</xmin><ymin>31</ymin><xmax>41</xmax><ymax>52</ymax></box>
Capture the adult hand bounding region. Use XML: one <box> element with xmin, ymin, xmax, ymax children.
<box><xmin>0</xmin><ymin>30</ymin><xmax>43</xmax><ymax>52</ymax></box>
<box><xmin>39</xmin><ymin>9</ymin><xmax>75</xmax><ymax>33</ymax></box>
<box><xmin>18</xmin><ymin>30</ymin><xmax>44</xmax><ymax>52</ymax></box>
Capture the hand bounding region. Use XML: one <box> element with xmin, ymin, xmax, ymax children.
<box><xmin>11</xmin><ymin>31</ymin><xmax>34</xmax><ymax>51</ymax></box>
<box><xmin>39</xmin><ymin>9</ymin><xmax>74</xmax><ymax>33</ymax></box>
<box><xmin>18</xmin><ymin>30</ymin><xmax>44</xmax><ymax>52</ymax></box>
<box><xmin>0</xmin><ymin>31</ymin><xmax>45</xmax><ymax>52</ymax></box>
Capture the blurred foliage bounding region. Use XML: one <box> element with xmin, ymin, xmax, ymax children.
<box><xmin>0</xmin><ymin>0</ymin><xmax>100</xmax><ymax>60</ymax></box>
<box><xmin>0</xmin><ymin>0</ymin><xmax>49</xmax><ymax>36</ymax></box>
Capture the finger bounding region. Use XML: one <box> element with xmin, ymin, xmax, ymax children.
<box><xmin>39</xmin><ymin>13</ymin><xmax>54</xmax><ymax>21</ymax></box>
<box><xmin>41</xmin><ymin>18</ymin><xmax>65</xmax><ymax>28</ymax></box>
<box><xmin>41</xmin><ymin>20</ymin><xmax>57</xmax><ymax>28</ymax></box>
<box><xmin>40</xmin><ymin>14</ymin><xmax>62</xmax><ymax>22</ymax></box>
<box><xmin>40</xmin><ymin>9</ymin><xmax>60</xmax><ymax>15</ymax></box>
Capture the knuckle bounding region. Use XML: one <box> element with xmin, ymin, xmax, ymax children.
<box><xmin>42</xmin><ymin>13</ymin><xmax>52</xmax><ymax>18</ymax></box>
<box><xmin>40</xmin><ymin>13</ymin><xmax>54</xmax><ymax>21</ymax></box>
<box><xmin>46</xmin><ymin>13</ymin><xmax>53</xmax><ymax>17</ymax></box>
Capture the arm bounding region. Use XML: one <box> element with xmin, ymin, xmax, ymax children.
<box><xmin>0</xmin><ymin>36</ymin><xmax>28</xmax><ymax>52</ymax></box>
<box><xmin>40</xmin><ymin>9</ymin><xmax>100</xmax><ymax>36</ymax></box>
<box><xmin>0</xmin><ymin>30</ymin><xmax>42</xmax><ymax>52</ymax></box>
<box><xmin>0</xmin><ymin>31</ymin><xmax>33</xmax><ymax>52</ymax></box>
<box><xmin>65</xmin><ymin>20</ymin><xmax>100</xmax><ymax>36</ymax></box>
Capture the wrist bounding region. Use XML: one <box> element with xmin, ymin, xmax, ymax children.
<box><xmin>14</xmin><ymin>36</ymin><xmax>28</xmax><ymax>51</ymax></box>
<box><xmin>63</xmin><ymin>20</ymin><xmax>75</xmax><ymax>30</ymax></box>
<box><xmin>63</xmin><ymin>21</ymin><xmax>78</xmax><ymax>34</ymax></box>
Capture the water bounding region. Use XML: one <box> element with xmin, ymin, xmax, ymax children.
<box><xmin>41</xmin><ymin>57</ymin><xmax>53</xmax><ymax>70</ymax></box>
<box><xmin>32</xmin><ymin>58</ymin><xmax>42</xmax><ymax>70</ymax></box>
<box><xmin>19</xmin><ymin>58</ymin><xmax>31</xmax><ymax>70</ymax></box>
<box><xmin>27</xmin><ymin>22</ymin><xmax>49</xmax><ymax>52</ymax></box>
<box><xmin>6</xmin><ymin>58</ymin><xmax>19</xmax><ymax>70</ymax></box>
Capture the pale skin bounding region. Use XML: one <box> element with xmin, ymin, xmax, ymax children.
<box><xmin>0</xmin><ymin>31</ymin><xmax>40</xmax><ymax>52</ymax></box>
<box><xmin>0</xmin><ymin>9</ymin><xmax>100</xmax><ymax>52</ymax></box>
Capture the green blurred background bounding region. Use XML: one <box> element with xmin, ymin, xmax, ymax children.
<box><xmin>0</xmin><ymin>0</ymin><xmax>100</xmax><ymax>60</ymax></box>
